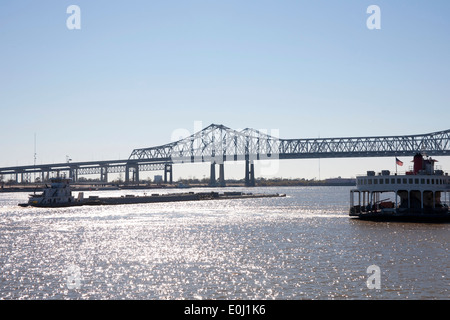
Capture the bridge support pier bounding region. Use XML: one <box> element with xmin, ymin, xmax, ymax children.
<box><xmin>164</xmin><ymin>163</ymin><xmax>173</xmax><ymax>184</ymax></box>
<box><xmin>245</xmin><ymin>160</ymin><xmax>255</xmax><ymax>187</ymax></box>
<box><xmin>208</xmin><ymin>162</ymin><xmax>226</xmax><ymax>187</ymax></box>
<box><xmin>100</xmin><ymin>165</ymin><xmax>108</xmax><ymax>183</ymax></box>
<box><xmin>219</xmin><ymin>163</ymin><xmax>225</xmax><ymax>187</ymax></box>
<box><xmin>125</xmin><ymin>163</ymin><xmax>139</xmax><ymax>184</ymax></box>
<box><xmin>69</xmin><ymin>166</ymin><xmax>79</xmax><ymax>183</ymax></box>
<box><xmin>19</xmin><ymin>171</ymin><xmax>31</xmax><ymax>183</ymax></box>
<box><xmin>209</xmin><ymin>162</ymin><xmax>216</xmax><ymax>186</ymax></box>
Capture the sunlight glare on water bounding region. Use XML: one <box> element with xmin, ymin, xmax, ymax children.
<box><xmin>0</xmin><ymin>186</ymin><xmax>448</xmax><ymax>299</ymax></box>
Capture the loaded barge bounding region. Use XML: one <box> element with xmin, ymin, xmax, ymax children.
<box><xmin>349</xmin><ymin>153</ymin><xmax>450</xmax><ymax>222</ymax></box>
<box><xmin>18</xmin><ymin>178</ymin><xmax>285</xmax><ymax>208</ymax></box>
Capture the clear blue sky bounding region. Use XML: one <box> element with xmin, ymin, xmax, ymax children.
<box><xmin>1</xmin><ymin>1</ymin><xmax>449</xmax><ymax>180</ymax></box>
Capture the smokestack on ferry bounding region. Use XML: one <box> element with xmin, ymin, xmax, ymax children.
<box><xmin>413</xmin><ymin>153</ymin><xmax>437</xmax><ymax>175</ymax></box>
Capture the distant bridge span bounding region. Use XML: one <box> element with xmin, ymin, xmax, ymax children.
<box><xmin>1</xmin><ymin>124</ymin><xmax>449</xmax><ymax>186</ymax></box>
<box><xmin>130</xmin><ymin>124</ymin><xmax>450</xmax><ymax>161</ymax></box>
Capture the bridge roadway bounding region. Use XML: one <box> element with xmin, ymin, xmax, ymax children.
<box><xmin>1</xmin><ymin>124</ymin><xmax>449</xmax><ymax>186</ymax></box>
<box><xmin>0</xmin><ymin>159</ymin><xmax>172</xmax><ymax>185</ymax></box>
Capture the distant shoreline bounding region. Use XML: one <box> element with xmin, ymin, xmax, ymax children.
<box><xmin>0</xmin><ymin>179</ymin><xmax>356</xmax><ymax>193</ymax></box>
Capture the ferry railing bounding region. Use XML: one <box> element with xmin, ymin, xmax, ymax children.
<box><xmin>355</xmin><ymin>170</ymin><xmax>450</xmax><ymax>177</ymax></box>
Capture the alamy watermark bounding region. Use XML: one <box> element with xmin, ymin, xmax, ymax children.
<box><xmin>367</xmin><ymin>5</ymin><xmax>381</xmax><ymax>30</ymax></box>
<box><xmin>66</xmin><ymin>5</ymin><xmax>81</xmax><ymax>30</ymax></box>
<box><xmin>65</xmin><ymin>5</ymin><xmax>382</xmax><ymax>31</ymax></box>
<box><xmin>366</xmin><ymin>265</ymin><xmax>381</xmax><ymax>290</ymax></box>
<box><xmin>65</xmin><ymin>264</ymin><xmax>83</xmax><ymax>290</ymax></box>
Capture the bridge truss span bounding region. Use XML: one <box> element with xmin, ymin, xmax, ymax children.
<box><xmin>130</xmin><ymin>125</ymin><xmax>450</xmax><ymax>161</ymax></box>
<box><xmin>129</xmin><ymin>124</ymin><xmax>282</xmax><ymax>164</ymax></box>
<box><xmin>279</xmin><ymin>129</ymin><xmax>450</xmax><ymax>159</ymax></box>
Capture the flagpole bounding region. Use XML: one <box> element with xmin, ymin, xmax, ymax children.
<box><xmin>395</xmin><ymin>157</ymin><xmax>403</xmax><ymax>175</ymax></box>
<box><xmin>395</xmin><ymin>156</ymin><xmax>398</xmax><ymax>175</ymax></box>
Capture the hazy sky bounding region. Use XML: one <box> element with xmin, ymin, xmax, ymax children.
<box><xmin>1</xmin><ymin>1</ymin><xmax>449</xmax><ymax>180</ymax></box>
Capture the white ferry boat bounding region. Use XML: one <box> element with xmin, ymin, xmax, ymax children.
<box><xmin>350</xmin><ymin>153</ymin><xmax>450</xmax><ymax>221</ymax></box>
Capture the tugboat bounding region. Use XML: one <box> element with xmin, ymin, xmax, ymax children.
<box><xmin>19</xmin><ymin>177</ymin><xmax>82</xmax><ymax>207</ymax></box>
<box><xmin>349</xmin><ymin>153</ymin><xmax>450</xmax><ymax>221</ymax></box>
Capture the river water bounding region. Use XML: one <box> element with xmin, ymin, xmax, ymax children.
<box><xmin>0</xmin><ymin>186</ymin><xmax>448</xmax><ymax>300</ymax></box>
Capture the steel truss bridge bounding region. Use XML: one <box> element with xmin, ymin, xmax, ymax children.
<box><xmin>1</xmin><ymin>124</ymin><xmax>449</xmax><ymax>186</ymax></box>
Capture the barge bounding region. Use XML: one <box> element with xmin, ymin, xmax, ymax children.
<box><xmin>349</xmin><ymin>153</ymin><xmax>450</xmax><ymax>222</ymax></box>
<box><xmin>18</xmin><ymin>178</ymin><xmax>285</xmax><ymax>208</ymax></box>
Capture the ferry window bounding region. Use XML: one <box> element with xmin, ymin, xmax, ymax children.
<box><xmin>368</xmin><ymin>179</ymin><xmax>372</xmax><ymax>185</ymax></box>
<box><xmin>409</xmin><ymin>178</ymin><xmax>413</xmax><ymax>184</ymax></box>
<box><xmin>385</xmin><ymin>179</ymin><xmax>389</xmax><ymax>184</ymax></box>
<box><xmin>432</xmin><ymin>179</ymin><xmax>435</xmax><ymax>184</ymax></box>
<box><xmin>427</xmin><ymin>179</ymin><xmax>430</xmax><ymax>184</ymax></box>
<box><xmin>397</xmin><ymin>178</ymin><xmax>401</xmax><ymax>184</ymax></box>
<box><xmin>421</xmin><ymin>179</ymin><xmax>425</xmax><ymax>184</ymax></box>
<box><xmin>415</xmin><ymin>179</ymin><xmax>419</xmax><ymax>184</ymax></box>
<box><xmin>391</xmin><ymin>178</ymin><xmax>395</xmax><ymax>184</ymax></box>
<box><xmin>374</xmin><ymin>179</ymin><xmax>378</xmax><ymax>184</ymax></box>
<box><xmin>379</xmin><ymin>179</ymin><xmax>383</xmax><ymax>184</ymax></box>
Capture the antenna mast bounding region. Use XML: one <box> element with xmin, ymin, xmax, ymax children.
<box><xmin>33</xmin><ymin>133</ymin><xmax>37</xmax><ymax>182</ymax></box>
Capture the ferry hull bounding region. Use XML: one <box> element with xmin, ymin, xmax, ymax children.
<box><xmin>350</xmin><ymin>214</ymin><xmax>450</xmax><ymax>223</ymax></box>
<box><xmin>350</xmin><ymin>209</ymin><xmax>450</xmax><ymax>222</ymax></box>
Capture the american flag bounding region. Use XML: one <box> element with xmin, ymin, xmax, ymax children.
<box><xmin>396</xmin><ymin>158</ymin><xmax>403</xmax><ymax>166</ymax></box>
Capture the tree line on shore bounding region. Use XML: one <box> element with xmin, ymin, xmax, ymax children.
<box><xmin>1</xmin><ymin>176</ymin><xmax>355</xmax><ymax>187</ymax></box>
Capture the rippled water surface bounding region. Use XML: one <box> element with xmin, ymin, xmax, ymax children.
<box><xmin>0</xmin><ymin>186</ymin><xmax>448</xmax><ymax>299</ymax></box>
